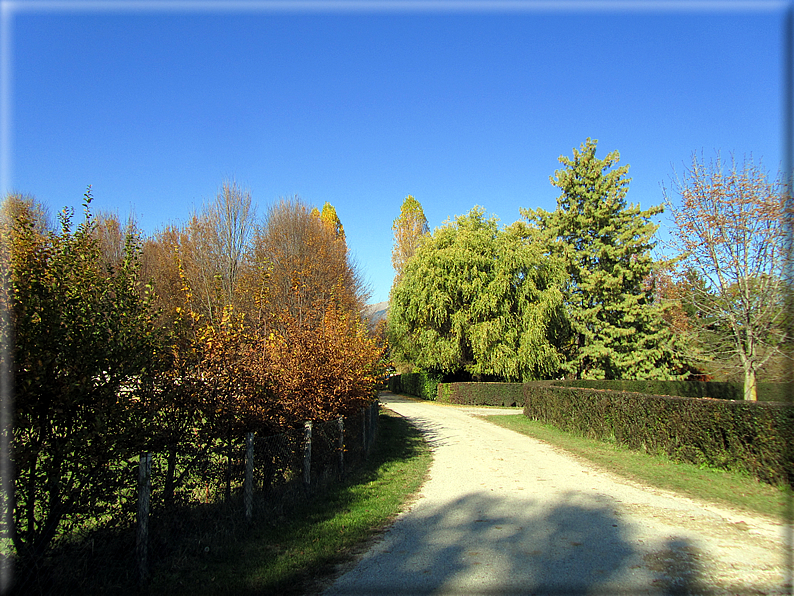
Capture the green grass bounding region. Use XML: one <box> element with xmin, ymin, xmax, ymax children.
<box><xmin>147</xmin><ymin>409</ymin><xmax>432</xmax><ymax>596</ymax></box>
<box><xmin>487</xmin><ymin>414</ymin><xmax>791</xmax><ymax>521</ymax></box>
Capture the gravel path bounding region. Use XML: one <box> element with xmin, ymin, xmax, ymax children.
<box><xmin>322</xmin><ymin>392</ymin><xmax>790</xmax><ymax>596</ymax></box>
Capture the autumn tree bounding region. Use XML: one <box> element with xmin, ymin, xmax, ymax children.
<box><xmin>320</xmin><ymin>201</ymin><xmax>345</xmax><ymax>240</ymax></box>
<box><xmin>92</xmin><ymin>210</ymin><xmax>140</xmax><ymax>272</ymax></box>
<box><xmin>664</xmin><ymin>153</ymin><xmax>790</xmax><ymax>400</ymax></box>
<box><xmin>251</xmin><ymin>196</ymin><xmax>366</xmax><ymax>326</ymax></box>
<box><xmin>523</xmin><ymin>138</ymin><xmax>685</xmax><ymax>380</ymax></box>
<box><xmin>389</xmin><ymin>207</ymin><xmax>567</xmax><ymax>381</ymax></box>
<box><xmin>181</xmin><ymin>181</ymin><xmax>256</xmax><ymax>325</ymax></box>
<box><xmin>391</xmin><ymin>195</ymin><xmax>430</xmax><ymax>284</ymax></box>
<box><xmin>0</xmin><ymin>193</ymin><xmax>52</xmax><ymax>235</ymax></box>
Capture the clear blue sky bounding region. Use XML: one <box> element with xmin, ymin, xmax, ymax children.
<box><xmin>3</xmin><ymin>1</ymin><xmax>788</xmax><ymax>305</ymax></box>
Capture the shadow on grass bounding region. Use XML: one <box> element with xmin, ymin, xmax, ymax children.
<box><xmin>147</xmin><ymin>410</ymin><xmax>429</xmax><ymax>596</ymax></box>
<box><xmin>6</xmin><ymin>411</ymin><xmax>428</xmax><ymax>596</ymax></box>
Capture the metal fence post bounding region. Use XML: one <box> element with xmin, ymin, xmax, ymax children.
<box><xmin>137</xmin><ymin>452</ymin><xmax>152</xmax><ymax>586</ymax></box>
<box><xmin>245</xmin><ymin>432</ymin><xmax>254</xmax><ymax>522</ymax></box>
<box><xmin>303</xmin><ymin>421</ymin><xmax>312</xmax><ymax>496</ymax></box>
<box><xmin>337</xmin><ymin>416</ymin><xmax>345</xmax><ymax>478</ymax></box>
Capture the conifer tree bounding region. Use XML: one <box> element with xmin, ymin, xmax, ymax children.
<box><xmin>522</xmin><ymin>138</ymin><xmax>684</xmax><ymax>379</ymax></box>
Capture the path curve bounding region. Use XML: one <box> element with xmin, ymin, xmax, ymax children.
<box><xmin>323</xmin><ymin>393</ymin><xmax>789</xmax><ymax>595</ymax></box>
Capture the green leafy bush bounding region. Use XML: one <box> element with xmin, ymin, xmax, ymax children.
<box><xmin>387</xmin><ymin>372</ymin><xmax>442</xmax><ymax>400</ymax></box>
<box><xmin>532</xmin><ymin>379</ymin><xmax>789</xmax><ymax>402</ymax></box>
<box><xmin>437</xmin><ymin>382</ymin><xmax>524</xmax><ymax>406</ymax></box>
<box><xmin>523</xmin><ymin>384</ymin><xmax>794</xmax><ymax>487</ymax></box>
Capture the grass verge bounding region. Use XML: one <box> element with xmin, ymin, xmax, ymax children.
<box><xmin>486</xmin><ymin>414</ymin><xmax>790</xmax><ymax>521</ymax></box>
<box><xmin>147</xmin><ymin>408</ymin><xmax>432</xmax><ymax>596</ymax></box>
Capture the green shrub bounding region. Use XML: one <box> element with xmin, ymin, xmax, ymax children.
<box><xmin>522</xmin><ymin>384</ymin><xmax>794</xmax><ymax>487</ymax></box>
<box><xmin>531</xmin><ymin>379</ymin><xmax>789</xmax><ymax>402</ymax></box>
<box><xmin>388</xmin><ymin>372</ymin><xmax>443</xmax><ymax>400</ymax></box>
<box><xmin>437</xmin><ymin>382</ymin><xmax>524</xmax><ymax>407</ymax></box>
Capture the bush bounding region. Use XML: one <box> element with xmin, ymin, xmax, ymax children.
<box><xmin>437</xmin><ymin>382</ymin><xmax>524</xmax><ymax>406</ymax></box>
<box><xmin>388</xmin><ymin>372</ymin><xmax>443</xmax><ymax>400</ymax></box>
<box><xmin>533</xmin><ymin>379</ymin><xmax>789</xmax><ymax>402</ymax></box>
<box><xmin>522</xmin><ymin>384</ymin><xmax>794</xmax><ymax>487</ymax></box>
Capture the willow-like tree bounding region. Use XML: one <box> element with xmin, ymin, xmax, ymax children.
<box><xmin>391</xmin><ymin>195</ymin><xmax>430</xmax><ymax>284</ymax></box>
<box><xmin>523</xmin><ymin>138</ymin><xmax>685</xmax><ymax>380</ymax></box>
<box><xmin>389</xmin><ymin>207</ymin><xmax>567</xmax><ymax>381</ymax></box>
<box><xmin>664</xmin><ymin>153</ymin><xmax>790</xmax><ymax>400</ymax></box>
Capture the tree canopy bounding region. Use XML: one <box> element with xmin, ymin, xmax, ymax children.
<box><xmin>663</xmin><ymin>152</ymin><xmax>790</xmax><ymax>399</ymax></box>
<box><xmin>522</xmin><ymin>138</ymin><xmax>685</xmax><ymax>380</ymax></box>
<box><xmin>391</xmin><ymin>195</ymin><xmax>430</xmax><ymax>284</ymax></box>
<box><xmin>388</xmin><ymin>207</ymin><xmax>567</xmax><ymax>381</ymax></box>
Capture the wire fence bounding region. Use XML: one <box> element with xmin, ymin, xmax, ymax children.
<box><xmin>1</xmin><ymin>400</ymin><xmax>380</xmax><ymax>595</ymax></box>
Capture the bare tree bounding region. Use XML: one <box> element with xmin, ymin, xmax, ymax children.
<box><xmin>92</xmin><ymin>210</ymin><xmax>140</xmax><ymax>271</ymax></box>
<box><xmin>664</xmin><ymin>153</ymin><xmax>790</xmax><ymax>400</ymax></box>
<box><xmin>181</xmin><ymin>181</ymin><xmax>256</xmax><ymax>324</ymax></box>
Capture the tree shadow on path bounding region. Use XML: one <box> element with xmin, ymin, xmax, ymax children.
<box><xmin>324</xmin><ymin>489</ymin><xmax>709</xmax><ymax>596</ymax></box>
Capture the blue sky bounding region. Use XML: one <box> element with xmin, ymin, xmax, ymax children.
<box><xmin>3</xmin><ymin>1</ymin><xmax>788</xmax><ymax>304</ymax></box>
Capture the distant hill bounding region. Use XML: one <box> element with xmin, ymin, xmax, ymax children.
<box><xmin>362</xmin><ymin>301</ymin><xmax>389</xmax><ymax>329</ymax></box>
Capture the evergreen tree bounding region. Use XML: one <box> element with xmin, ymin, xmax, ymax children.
<box><xmin>522</xmin><ymin>138</ymin><xmax>685</xmax><ymax>379</ymax></box>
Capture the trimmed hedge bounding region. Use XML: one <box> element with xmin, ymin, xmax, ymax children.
<box><xmin>523</xmin><ymin>384</ymin><xmax>794</xmax><ymax>487</ymax></box>
<box><xmin>534</xmin><ymin>379</ymin><xmax>790</xmax><ymax>402</ymax></box>
<box><xmin>388</xmin><ymin>372</ymin><xmax>443</xmax><ymax>401</ymax></box>
<box><xmin>437</xmin><ymin>382</ymin><xmax>524</xmax><ymax>407</ymax></box>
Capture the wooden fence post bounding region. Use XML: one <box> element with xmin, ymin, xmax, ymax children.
<box><xmin>303</xmin><ymin>421</ymin><xmax>312</xmax><ymax>496</ymax></box>
<box><xmin>337</xmin><ymin>417</ymin><xmax>345</xmax><ymax>479</ymax></box>
<box><xmin>245</xmin><ymin>432</ymin><xmax>254</xmax><ymax>522</ymax></box>
<box><xmin>137</xmin><ymin>452</ymin><xmax>152</xmax><ymax>586</ymax></box>
<box><xmin>361</xmin><ymin>407</ymin><xmax>368</xmax><ymax>458</ymax></box>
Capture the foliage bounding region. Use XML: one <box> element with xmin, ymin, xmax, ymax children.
<box><xmin>262</xmin><ymin>301</ymin><xmax>384</xmax><ymax>428</ymax></box>
<box><xmin>522</xmin><ymin>384</ymin><xmax>794</xmax><ymax>487</ymax></box>
<box><xmin>529</xmin><ymin>378</ymin><xmax>789</xmax><ymax>402</ymax></box>
<box><xmin>664</xmin><ymin>153</ymin><xmax>791</xmax><ymax>400</ymax></box>
<box><xmin>523</xmin><ymin>138</ymin><xmax>686</xmax><ymax>380</ymax></box>
<box><xmin>437</xmin><ymin>382</ymin><xmax>524</xmax><ymax>406</ymax></box>
<box><xmin>391</xmin><ymin>195</ymin><xmax>430</xmax><ymax>284</ymax></box>
<box><xmin>319</xmin><ymin>201</ymin><xmax>345</xmax><ymax>241</ymax></box>
<box><xmin>251</xmin><ymin>197</ymin><xmax>366</xmax><ymax>327</ymax></box>
<box><xmin>388</xmin><ymin>371</ymin><xmax>443</xmax><ymax>401</ymax></box>
<box><xmin>388</xmin><ymin>207</ymin><xmax>567</xmax><ymax>381</ymax></box>
<box><xmin>2</xmin><ymin>189</ymin><xmax>158</xmax><ymax>562</ymax></box>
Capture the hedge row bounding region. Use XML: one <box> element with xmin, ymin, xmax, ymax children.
<box><xmin>387</xmin><ymin>372</ymin><xmax>443</xmax><ymax>401</ymax></box>
<box><xmin>539</xmin><ymin>379</ymin><xmax>790</xmax><ymax>402</ymax></box>
<box><xmin>523</xmin><ymin>384</ymin><xmax>794</xmax><ymax>487</ymax></box>
<box><xmin>437</xmin><ymin>382</ymin><xmax>524</xmax><ymax>406</ymax></box>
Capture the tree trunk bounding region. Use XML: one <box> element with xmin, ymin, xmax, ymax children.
<box><xmin>744</xmin><ymin>366</ymin><xmax>758</xmax><ymax>401</ymax></box>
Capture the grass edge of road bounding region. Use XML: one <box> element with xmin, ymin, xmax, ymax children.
<box><xmin>147</xmin><ymin>408</ymin><xmax>433</xmax><ymax>596</ymax></box>
<box><xmin>486</xmin><ymin>414</ymin><xmax>790</xmax><ymax>522</ymax></box>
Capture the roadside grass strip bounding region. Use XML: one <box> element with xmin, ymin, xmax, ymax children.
<box><xmin>149</xmin><ymin>409</ymin><xmax>432</xmax><ymax>596</ymax></box>
<box><xmin>486</xmin><ymin>414</ymin><xmax>790</xmax><ymax>522</ymax></box>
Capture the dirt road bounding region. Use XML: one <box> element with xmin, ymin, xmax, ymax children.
<box><xmin>323</xmin><ymin>393</ymin><xmax>790</xmax><ymax>595</ymax></box>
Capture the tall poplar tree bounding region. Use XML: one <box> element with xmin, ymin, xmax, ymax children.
<box><xmin>320</xmin><ymin>202</ymin><xmax>345</xmax><ymax>241</ymax></box>
<box><xmin>522</xmin><ymin>138</ymin><xmax>684</xmax><ymax>379</ymax></box>
<box><xmin>391</xmin><ymin>195</ymin><xmax>430</xmax><ymax>284</ymax></box>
